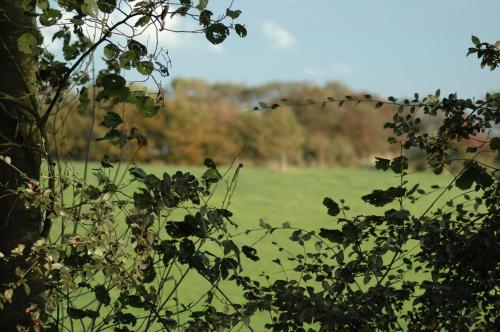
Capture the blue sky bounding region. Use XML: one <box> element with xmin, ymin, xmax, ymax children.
<box><xmin>154</xmin><ymin>0</ymin><xmax>499</xmax><ymax>98</ymax></box>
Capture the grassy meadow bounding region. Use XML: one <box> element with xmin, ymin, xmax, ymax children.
<box><xmin>105</xmin><ymin>163</ymin><xmax>454</xmax><ymax>229</ymax></box>
<box><xmin>60</xmin><ymin>162</ymin><xmax>454</xmax><ymax>330</ymax></box>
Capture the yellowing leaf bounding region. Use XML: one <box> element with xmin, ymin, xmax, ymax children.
<box><xmin>82</xmin><ymin>0</ymin><xmax>98</xmax><ymax>17</ymax></box>
<box><xmin>17</xmin><ymin>33</ymin><xmax>37</xmax><ymax>54</ymax></box>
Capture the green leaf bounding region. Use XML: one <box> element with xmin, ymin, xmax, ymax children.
<box><xmin>362</xmin><ymin>187</ymin><xmax>406</xmax><ymax>207</ymax></box>
<box><xmin>135</xmin><ymin>15</ymin><xmax>150</xmax><ymax>27</ymax></box>
<box><xmin>196</xmin><ymin>0</ymin><xmax>209</xmax><ymax>10</ymax></box>
<box><xmin>336</xmin><ymin>251</ymin><xmax>344</xmax><ymax>265</ymax></box>
<box><xmin>67</xmin><ymin>308</ymin><xmax>87</xmax><ymax>319</ymax></box>
<box><xmin>235</xmin><ymin>24</ymin><xmax>247</xmax><ymax>38</ymax></box>
<box><xmin>323</xmin><ymin>197</ymin><xmax>340</xmax><ymax>216</ymax></box>
<box><xmin>63</xmin><ymin>43</ymin><xmax>80</xmax><ymax>60</ymax></box>
<box><xmin>114</xmin><ymin>312</ymin><xmax>137</xmax><ymax>326</ymax></box>
<box><xmin>390</xmin><ymin>156</ymin><xmax>408</xmax><ymax>174</ymax></box>
<box><xmin>319</xmin><ymin>228</ymin><xmax>344</xmax><ymax>243</ymax></box>
<box><xmin>39</xmin><ymin>8</ymin><xmax>62</xmax><ymax>26</ymax></box>
<box><xmin>94</xmin><ymin>285</ymin><xmax>111</xmax><ymax>306</ymax></box>
<box><xmin>205</xmin><ymin>23</ymin><xmax>229</xmax><ymax>45</ymax></box>
<box><xmin>82</xmin><ymin>0</ymin><xmax>98</xmax><ymax>17</ymax></box>
<box><xmin>96</xmin><ymin>129</ymin><xmax>121</xmax><ymax>141</ymax></box>
<box><xmin>127</xmin><ymin>93</ymin><xmax>159</xmax><ymax>117</ymax></box>
<box><xmin>203</xmin><ymin>158</ymin><xmax>217</xmax><ymax>169</ymax></box>
<box><xmin>171</xmin><ymin>5</ymin><xmax>190</xmax><ymax>18</ymax></box>
<box><xmin>137</xmin><ymin>61</ymin><xmax>154</xmax><ymax>76</ymax></box>
<box><xmin>103</xmin><ymin>43</ymin><xmax>120</xmax><ymax>59</ymax></box>
<box><xmin>67</xmin><ymin>307</ymin><xmax>99</xmax><ymax>319</ymax></box>
<box><xmin>490</xmin><ymin>137</ymin><xmax>500</xmax><ymax>151</ymax></box>
<box><xmin>18</xmin><ymin>33</ymin><xmax>38</xmax><ymax>55</ymax></box>
<box><xmin>375</xmin><ymin>157</ymin><xmax>390</xmax><ymax>171</ymax></box>
<box><xmin>101</xmin><ymin>73</ymin><xmax>126</xmax><ymax>90</ymax></box>
<box><xmin>374</xmin><ymin>255</ymin><xmax>383</xmax><ymax>270</ymax></box>
<box><xmin>226</xmin><ymin>9</ymin><xmax>242</xmax><ymax>19</ymax></box>
<box><xmin>127</xmin><ymin>39</ymin><xmax>147</xmax><ymax>56</ymax></box>
<box><xmin>179</xmin><ymin>238</ymin><xmax>195</xmax><ymax>264</ymax></box>
<box><xmin>456</xmin><ymin>166</ymin><xmax>478</xmax><ymax>190</ymax></box>
<box><xmin>99</xmin><ymin>73</ymin><xmax>129</xmax><ymax>100</ymax></box>
<box><xmin>387</xmin><ymin>137</ymin><xmax>397</xmax><ymax>144</ymax></box>
<box><xmin>342</xmin><ymin>222</ymin><xmax>360</xmax><ymax>240</ymax></box>
<box><xmin>129</xmin><ymin>167</ymin><xmax>147</xmax><ymax>180</ymax></box>
<box><xmin>363</xmin><ymin>271</ymin><xmax>371</xmax><ymax>284</ymax></box>
<box><xmin>199</xmin><ymin>10</ymin><xmax>213</xmax><ymax>27</ymax></box>
<box><xmin>82</xmin><ymin>185</ymin><xmax>101</xmax><ymax>199</ymax></box>
<box><xmin>242</xmin><ymin>245</ymin><xmax>259</xmax><ymax>261</ymax></box>
<box><xmin>23</xmin><ymin>283</ymin><xmax>30</xmax><ymax>296</ymax></box>
<box><xmin>97</xmin><ymin>0</ymin><xmax>116</xmax><ymax>13</ymax></box>
<box><xmin>471</xmin><ymin>35</ymin><xmax>480</xmax><ymax>46</ymax></box>
<box><xmin>100</xmin><ymin>111</ymin><xmax>122</xmax><ymax>129</ymax></box>
<box><xmin>122</xmin><ymin>295</ymin><xmax>143</xmax><ymax>308</ymax></box>
<box><xmin>223</xmin><ymin>240</ymin><xmax>240</xmax><ymax>264</ymax></box>
<box><xmin>202</xmin><ymin>168</ymin><xmax>221</xmax><ymax>185</ymax></box>
<box><xmin>385</xmin><ymin>209</ymin><xmax>410</xmax><ymax>224</ymax></box>
<box><xmin>455</xmin><ymin>164</ymin><xmax>493</xmax><ymax>190</ymax></box>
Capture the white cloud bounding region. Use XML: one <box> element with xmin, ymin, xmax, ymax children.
<box><xmin>143</xmin><ymin>18</ymin><xmax>197</xmax><ymax>50</ymax></box>
<box><xmin>262</xmin><ymin>22</ymin><xmax>296</xmax><ymax>49</ymax></box>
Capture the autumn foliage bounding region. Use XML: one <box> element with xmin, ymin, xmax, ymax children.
<box><xmin>52</xmin><ymin>78</ymin><xmax>397</xmax><ymax>168</ymax></box>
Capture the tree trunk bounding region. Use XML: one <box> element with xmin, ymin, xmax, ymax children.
<box><xmin>0</xmin><ymin>1</ymin><xmax>43</xmax><ymax>329</ymax></box>
<box><xmin>280</xmin><ymin>150</ymin><xmax>288</xmax><ymax>172</ymax></box>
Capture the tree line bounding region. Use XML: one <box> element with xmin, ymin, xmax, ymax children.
<box><xmin>52</xmin><ymin>78</ymin><xmax>399</xmax><ymax>168</ymax></box>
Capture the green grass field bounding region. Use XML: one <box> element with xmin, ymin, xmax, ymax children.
<box><xmin>131</xmin><ymin>164</ymin><xmax>453</xmax><ymax>228</ymax></box>
<box><xmin>59</xmin><ymin>163</ymin><xmax>454</xmax><ymax>330</ymax></box>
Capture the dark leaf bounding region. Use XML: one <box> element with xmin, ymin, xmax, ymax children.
<box><xmin>100</xmin><ymin>111</ymin><xmax>122</xmax><ymax>129</ymax></box>
<box><xmin>97</xmin><ymin>0</ymin><xmax>116</xmax><ymax>13</ymax></box>
<box><xmin>490</xmin><ymin>137</ymin><xmax>500</xmax><ymax>151</ymax></box>
<box><xmin>226</xmin><ymin>9</ymin><xmax>242</xmax><ymax>19</ymax></box>
<box><xmin>362</xmin><ymin>187</ymin><xmax>406</xmax><ymax>207</ymax></box>
<box><xmin>235</xmin><ymin>24</ymin><xmax>247</xmax><ymax>38</ymax></box>
<box><xmin>205</xmin><ymin>23</ymin><xmax>229</xmax><ymax>45</ymax></box>
<box><xmin>114</xmin><ymin>312</ymin><xmax>137</xmax><ymax>326</ymax></box>
<box><xmin>319</xmin><ymin>228</ymin><xmax>344</xmax><ymax>243</ymax></box>
<box><xmin>390</xmin><ymin>156</ymin><xmax>408</xmax><ymax>174</ymax></box>
<box><xmin>323</xmin><ymin>197</ymin><xmax>340</xmax><ymax>216</ymax></box>
<box><xmin>375</xmin><ymin>157</ymin><xmax>391</xmax><ymax>171</ymax></box>
<box><xmin>94</xmin><ymin>285</ymin><xmax>111</xmax><ymax>306</ymax></box>
<box><xmin>103</xmin><ymin>43</ymin><xmax>120</xmax><ymax>59</ymax></box>
<box><xmin>242</xmin><ymin>245</ymin><xmax>260</xmax><ymax>261</ymax></box>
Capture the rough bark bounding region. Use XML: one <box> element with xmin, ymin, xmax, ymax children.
<box><xmin>0</xmin><ymin>1</ymin><xmax>43</xmax><ymax>329</ymax></box>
